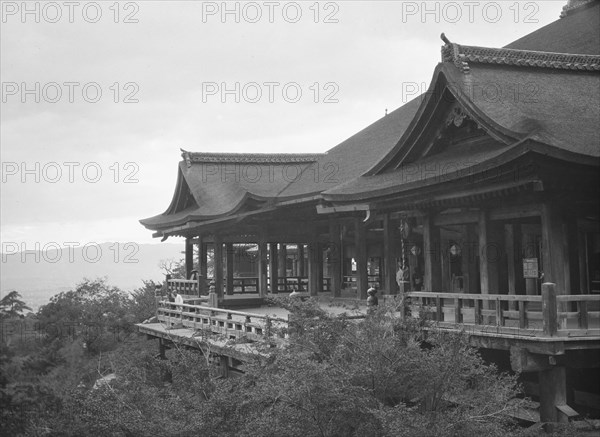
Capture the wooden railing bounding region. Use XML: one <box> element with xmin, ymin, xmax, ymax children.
<box><xmin>343</xmin><ymin>275</ymin><xmax>381</xmax><ymax>290</ymax></box>
<box><xmin>157</xmin><ymin>301</ymin><xmax>288</xmax><ymax>342</ymax></box>
<box><xmin>223</xmin><ymin>276</ymin><xmax>331</xmax><ymax>294</ymax></box>
<box><xmin>165</xmin><ymin>275</ymin><xmax>205</xmax><ymax>296</ymax></box>
<box><xmin>405</xmin><ymin>283</ymin><xmax>600</xmax><ymax>338</ymax></box>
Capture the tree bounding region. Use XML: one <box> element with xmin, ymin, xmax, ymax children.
<box><xmin>36</xmin><ymin>278</ymin><xmax>135</xmax><ymax>352</ymax></box>
<box><xmin>0</xmin><ymin>291</ymin><xmax>32</xmax><ymax>319</ymax></box>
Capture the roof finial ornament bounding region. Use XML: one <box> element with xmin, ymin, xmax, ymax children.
<box><xmin>385</xmin><ymin>108</ymin><xmax>388</xmax><ymax>116</ymax></box>
<box><xmin>180</xmin><ymin>148</ymin><xmax>192</xmax><ymax>168</ymax></box>
<box><xmin>441</xmin><ymin>33</ymin><xmax>451</xmax><ymax>45</ymax></box>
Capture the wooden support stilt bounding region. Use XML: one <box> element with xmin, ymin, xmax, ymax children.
<box><xmin>220</xmin><ymin>355</ymin><xmax>230</xmax><ymax>379</ymax></box>
<box><xmin>539</xmin><ymin>366</ymin><xmax>568</xmax><ymax>424</ymax></box>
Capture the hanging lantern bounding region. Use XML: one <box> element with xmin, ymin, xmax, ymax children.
<box><xmin>449</xmin><ymin>243</ymin><xmax>461</xmax><ymax>256</ymax></box>
<box><xmin>410</xmin><ymin>245</ymin><xmax>421</xmax><ymax>256</ymax></box>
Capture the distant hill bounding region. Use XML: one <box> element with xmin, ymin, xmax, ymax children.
<box><xmin>0</xmin><ymin>242</ymin><xmax>184</xmax><ymax>311</ymax></box>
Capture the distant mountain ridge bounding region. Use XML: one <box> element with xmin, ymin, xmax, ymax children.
<box><xmin>0</xmin><ymin>242</ymin><xmax>184</xmax><ymax>311</ymax></box>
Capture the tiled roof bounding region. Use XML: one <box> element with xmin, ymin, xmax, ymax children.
<box><xmin>141</xmin><ymin>1</ymin><xmax>600</xmax><ymax>231</ymax></box>
<box><xmin>441</xmin><ymin>43</ymin><xmax>600</xmax><ymax>74</ymax></box>
<box><xmin>506</xmin><ymin>0</ymin><xmax>599</xmax><ymax>55</ymax></box>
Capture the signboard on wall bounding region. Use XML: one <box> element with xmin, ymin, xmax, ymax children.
<box><xmin>523</xmin><ymin>258</ymin><xmax>539</xmax><ymax>279</ymax></box>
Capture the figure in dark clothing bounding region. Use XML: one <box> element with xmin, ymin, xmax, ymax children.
<box><xmin>367</xmin><ymin>286</ymin><xmax>379</xmax><ymax>308</ymax></box>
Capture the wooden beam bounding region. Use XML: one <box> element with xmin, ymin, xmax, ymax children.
<box><xmin>355</xmin><ymin>218</ymin><xmax>368</xmax><ymax>299</ymax></box>
<box><xmin>423</xmin><ymin>214</ymin><xmax>442</xmax><ymax>292</ymax></box>
<box><xmin>383</xmin><ymin>214</ymin><xmax>397</xmax><ymax>295</ymax></box>
<box><xmin>225</xmin><ymin>243</ymin><xmax>234</xmax><ymax>296</ymax></box>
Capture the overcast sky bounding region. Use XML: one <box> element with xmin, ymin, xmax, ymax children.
<box><xmin>1</xmin><ymin>0</ymin><xmax>565</xmax><ymax>250</ymax></box>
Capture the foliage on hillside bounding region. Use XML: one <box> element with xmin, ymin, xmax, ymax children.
<box><xmin>0</xmin><ymin>282</ymin><xmax>586</xmax><ymax>436</ymax></box>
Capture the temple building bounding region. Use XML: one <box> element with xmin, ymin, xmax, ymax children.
<box><xmin>139</xmin><ymin>0</ymin><xmax>600</xmax><ymax>424</ymax></box>
<box><xmin>141</xmin><ymin>0</ymin><xmax>599</xmax><ymax>304</ymax></box>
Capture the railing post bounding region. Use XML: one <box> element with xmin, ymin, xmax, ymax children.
<box><xmin>495</xmin><ymin>298</ymin><xmax>504</xmax><ymax>327</ymax></box>
<box><xmin>474</xmin><ymin>299</ymin><xmax>482</xmax><ymax>325</ymax></box>
<box><xmin>542</xmin><ymin>282</ymin><xmax>558</xmax><ymax>336</ymax></box>
<box><xmin>579</xmin><ymin>300</ymin><xmax>589</xmax><ymax>330</ymax></box>
<box><xmin>454</xmin><ymin>298</ymin><xmax>462</xmax><ymax>324</ymax></box>
<box><xmin>518</xmin><ymin>300</ymin><xmax>527</xmax><ymax>329</ymax></box>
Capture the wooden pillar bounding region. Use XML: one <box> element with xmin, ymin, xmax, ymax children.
<box><xmin>198</xmin><ymin>236</ymin><xmax>207</xmax><ymax>294</ymax></box>
<box><xmin>214</xmin><ymin>236</ymin><xmax>224</xmax><ymax>300</ymax></box>
<box><xmin>383</xmin><ymin>214</ymin><xmax>397</xmax><ymax>295</ymax></box>
<box><xmin>225</xmin><ymin>243</ymin><xmax>234</xmax><ymax>296</ymax></box>
<box><xmin>423</xmin><ymin>214</ymin><xmax>442</xmax><ymax>292</ymax></box>
<box><xmin>298</xmin><ymin>244</ymin><xmax>305</xmax><ymax>277</ymax></box>
<box><xmin>523</xmin><ymin>230</ymin><xmax>539</xmax><ymax>296</ymax></box>
<box><xmin>355</xmin><ymin>218</ymin><xmax>368</xmax><ymax>299</ymax></box>
<box><xmin>308</xmin><ymin>241</ymin><xmax>320</xmax><ymax>296</ymax></box>
<box><xmin>462</xmin><ymin>225</ymin><xmax>479</xmax><ymax>294</ymax></box>
<box><xmin>278</xmin><ymin>244</ymin><xmax>287</xmax><ymax>277</ymax></box>
<box><xmin>505</xmin><ymin>224</ymin><xmax>517</xmax><ymax>309</ymax></box>
<box><xmin>541</xmin><ymin>204</ymin><xmax>569</xmax><ymax>295</ymax></box>
<box><xmin>567</xmin><ymin>217</ymin><xmax>581</xmax><ymax>295</ymax></box>
<box><xmin>539</xmin><ymin>366</ymin><xmax>568</xmax><ymax>424</ymax></box>
<box><xmin>317</xmin><ymin>243</ymin><xmax>324</xmax><ymax>294</ymax></box>
<box><xmin>185</xmin><ymin>237</ymin><xmax>194</xmax><ymax>279</ymax></box>
<box><xmin>269</xmin><ymin>243</ymin><xmax>278</xmax><ymax>294</ymax></box>
<box><xmin>200</xmin><ymin>239</ymin><xmax>208</xmax><ymax>280</ymax></box>
<box><xmin>329</xmin><ymin>221</ymin><xmax>342</xmax><ymax>297</ymax></box>
<box><xmin>578</xmin><ymin>230</ymin><xmax>588</xmax><ymax>294</ymax></box>
<box><xmin>257</xmin><ymin>237</ymin><xmax>268</xmax><ymax>297</ymax></box>
<box><xmin>479</xmin><ymin>210</ymin><xmax>491</xmax><ymax>295</ymax></box>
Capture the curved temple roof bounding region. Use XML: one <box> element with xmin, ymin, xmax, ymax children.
<box><xmin>141</xmin><ymin>1</ymin><xmax>600</xmax><ymax>234</ymax></box>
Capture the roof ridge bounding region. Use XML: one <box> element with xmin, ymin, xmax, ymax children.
<box><xmin>180</xmin><ymin>149</ymin><xmax>324</xmax><ymax>166</ymax></box>
<box><xmin>441</xmin><ymin>38</ymin><xmax>600</xmax><ymax>74</ymax></box>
